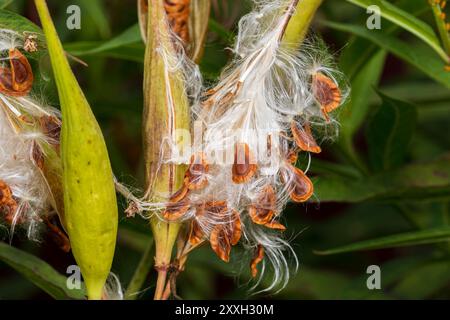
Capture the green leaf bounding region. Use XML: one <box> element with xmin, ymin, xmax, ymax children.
<box><xmin>64</xmin><ymin>24</ymin><xmax>144</xmax><ymax>62</ymax></box>
<box><xmin>345</xmin><ymin>0</ymin><xmax>448</xmax><ymax>62</ymax></box>
<box><xmin>340</xmin><ymin>254</ymin><xmax>434</xmax><ymax>299</ymax></box>
<box><xmin>0</xmin><ymin>0</ymin><xmax>13</xmax><ymax>9</ymax></box>
<box><xmin>79</xmin><ymin>0</ymin><xmax>111</xmax><ymax>39</ymax></box>
<box><xmin>325</xmin><ymin>21</ymin><xmax>450</xmax><ymax>88</ymax></box>
<box><xmin>0</xmin><ymin>8</ymin><xmax>42</xmax><ymax>35</ymax></box>
<box><xmin>0</xmin><ymin>242</ymin><xmax>85</xmax><ymax>299</ymax></box>
<box><xmin>314</xmin><ymin>153</ymin><xmax>450</xmax><ymax>203</ymax></box>
<box><xmin>392</xmin><ymin>260</ymin><xmax>450</xmax><ymax>299</ymax></box>
<box><xmin>315</xmin><ymin>227</ymin><xmax>450</xmax><ymax>255</ymax></box>
<box><xmin>367</xmin><ymin>92</ymin><xmax>418</xmax><ymax>171</ymax></box>
<box><xmin>339</xmin><ymin>50</ymin><xmax>386</xmax><ymax>144</ymax></box>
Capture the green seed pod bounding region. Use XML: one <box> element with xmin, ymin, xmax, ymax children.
<box><xmin>34</xmin><ymin>0</ymin><xmax>118</xmax><ymax>300</ymax></box>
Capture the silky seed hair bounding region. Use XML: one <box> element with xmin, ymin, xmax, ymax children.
<box><xmin>121</xmin><ymin>0</ymin><xmax>348</xmax><ymax>293</ymax></box>
<box><xmin>0</xmin><ymin>28</ymin><xmax>61</xmax><ymax>240</ymax></box>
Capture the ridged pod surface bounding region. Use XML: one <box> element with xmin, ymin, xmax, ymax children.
<box><xmin>34</xmin><ymin>0</ymin><xmax>118</xmax><ymax>300</ymax></box>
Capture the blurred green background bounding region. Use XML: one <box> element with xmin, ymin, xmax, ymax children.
<box><xmin>0</xmin><ymin>0</ymin><xmax>449</xmax><ymax>299</ymax></box>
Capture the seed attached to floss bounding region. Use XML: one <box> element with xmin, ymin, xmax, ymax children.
<box><xmin>39</xmin><ymin>115</ymin><xmax>61</xmax><ymax>151</ymax></box>
<box><xmin>287</xmin><ymin>165</ymin><xmax>314</xmax><ymax>203</ymax></box>
<box><xmin>162</xmin><ymin>199</ymin><xmax>190</xmax><ymax>221</ymax></box>
<box><xmin>248</xmin><ymin>185</ymin><xmax>277</xmax><ymax>225</ymax></box>
<box><xmin>265</xmin><ymin>220</ymin><xmax>286</xmax><ymax>231</ymax></box>
<box><xmin>210</xmin><ymin>210</ymin><xmax>241</xmax><ymax>262</ymax></box>
<box><xmin>0</xmin><ymin>49</ymin><xmax>34</xmax><ymax>97</ymax></box>
<box><xmin>250</xmin><ymin>245</ymin><xmax>265</xmax><ymax>278</ymax></box>
<box><xmin>169</xmin><ymin>183</ymin><xmax>190</xmax><ymax>203</ymax></box>
<box><xmin>184</xmin><ymin>153</ymin><xmax>209</xmax><ymax>190</ymax></box>
<box><xmin>291</xmin><ymin>121</ymin><xmax>321</xmax><ymax>154</ymax></box>
<box><xmin>188</xmin><ymin>218</ymin><xmax>204</xmax><ymax>245</ymax></box>
<box><xmin>232</xmin><ymin>142</ymin><xmax>258</xmax><ymax>184</ymax></box>
<box><xmin>312</xmin><ymin>72</ymin><xmax>342</xmax><ymax>120</ymax></box>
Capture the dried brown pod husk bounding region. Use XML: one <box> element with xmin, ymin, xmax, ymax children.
<box><xmin>291</xmin><ymin>121</ymin><xmax>321</xmax><ymax>153</ymax></box>
<box><xmin>312</xmin><ymin>72</ymin><xmax>341</xmax><ymax>120</ymax></box>
<box><xmin>250</xmin><ymin>245</ymin><xmax>265</xmax><ymax>278</ymax></box>
<box><xmin>248</xmin><ymin>185</ymin><xmax>276</xmax><ymax>225</ymax></box>
<box><xmin>0</xmin><ymin>48</ymin><xmax>34</xmax><ymax>97</ymax></box>
<box><xmin>232</xmin><ymin>142</ymin><xmax>257</xmax><ymax>184</ymax></box>
<box><xmin>184</xmin><ymin>152</ymin><xmax>209</xmax><ymax>190</ymax></box>
<box><xmin>286</xmin><ymin>165</ymin><xmax>314</xmax><ymax>203</ymax></box>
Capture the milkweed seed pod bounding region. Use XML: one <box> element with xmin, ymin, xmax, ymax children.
<box><xmin>140</xmin><ymin>0</ymin><xmax>203</xmax><ymax>300</ymax></box>
<box><xmin>35</xmin><ymin>0</ymin><xmax>118</xmax><ymax>300</ymax></box>
<box><xmin>0</xmin><ymin>28</ymin><xmax>67</xmax><ymax>248</ymax></box>
<box><xmin>138</xmin><ymin>0</ymin><xmax>210</xmax><ymax>62</ymax></box>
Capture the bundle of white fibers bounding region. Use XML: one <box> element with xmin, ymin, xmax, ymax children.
<box><xmin>124</xmin><ymin>0</ymin><xmax>349</xmax><ymax>293</ymax></box>
<box><xmin>0</xmin><ymin>28</ymin><xmax>61</xmax><ymax>240</ymax></box>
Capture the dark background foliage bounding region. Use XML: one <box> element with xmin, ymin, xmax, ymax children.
<box><xmin>1</xmin><ymin>0</ymin><xmax>449</xmax><ymax>299</ymax></box>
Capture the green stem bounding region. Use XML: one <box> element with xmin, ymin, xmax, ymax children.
<box><xmin>431</xmin><ymin>2</ymin><xmax>450</xmax><ymax>57</ymax></box>
<box><xmin>282</xmin><ymin>0</ymin><xmax>324</xmax><ymax>48</ymax></box>
<box><xmin>125</xmin><ymin>238</ymin><xmax>154</xmax><ymax>300</ymax></box>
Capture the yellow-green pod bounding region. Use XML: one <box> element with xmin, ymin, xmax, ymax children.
<box><xmin>34</xmin><ymin>0</ymin><xmax>118</xmax><ymax>300</ymax></box>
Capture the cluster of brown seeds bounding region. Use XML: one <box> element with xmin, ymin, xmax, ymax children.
<box><xmin>164</xmin><ymin>0</ymin><xmax>191</xmax><ymax>44</ymax></box>
<box><xmin>159</xmin><ymin>70</ymin><xmax>343</xmax><ymax>277</ymax></box>
<box><xmin>0</xmin><ymin>47</ymin><xmax>69</xmax><ymax>251</ymax></box>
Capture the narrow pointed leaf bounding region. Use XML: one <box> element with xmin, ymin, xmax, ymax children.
<box><xmin>316</xmin><ymin>227</ymin><xmax>450</xmax><ymax>255</ymax></box>
<box><xmin>0</xmin><ymin>242</ymin><xmax>85</xmax><ymax>299</ymax></box>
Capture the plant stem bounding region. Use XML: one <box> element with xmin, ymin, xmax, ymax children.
<box><xmin>154</xmin><ymin>268</ymin><xmax>168</xmax><ymax>300</ymax></box>
<box><xmin>124</xmin><ymin>238</ymin><xmax>154</xmax><ymax>300</ymax></box>
<box><xmin>142</xmin><ymin>0</ymin><xmax>190</xmax><ymax>300</ymax></box>
<box><xmin>431</xmin><ymin>1</ymin><xmax>450</xmax><ymax>57</ymax></box>
<box><xmin>282</xmin><ymin>0</ymin><xmax>323</xmax><ymax>48</ymax></box>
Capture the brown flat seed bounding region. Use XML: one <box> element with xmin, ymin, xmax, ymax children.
<box><xmin>265</xmin><ymin>221</ymin><xmax>287</xmax><ymax>231</ymax></box>
<box><xmin>188</xmin><ymin>219</ymin><xmax>204</xmax><ymax>245</ymax></box>
<box><xmin>250</xmin><ymin>245</ymin><xmax>265</xmax><ymax>278</ymax></box>
<box><xmin>229</xmin><ymin>210</ymin><xmax>242</xmax><ymax>246</ymax></box>
<box><xmin>169</xmin><ymin>184</ymin><xmax>189</xmax><ymax>203</ymax></box>
<box><xmin>232</xmin><ymin>143</ymin><xmax>257</xmax><ymax>184</ymax></box>
<box><xmin>286</xmin><ymin>149</ymin><xmax>298</xmax><ymax>164</ymax></box>
<box><xmin>210</xmin><ymin>225</ymin><xmax>231</xmax><ymax>262</ymax></box>
<box><xmin>248</xmin><ymin>185</ymin><xmax>277</xmax><ymax>225</ymax></box>
<box><xmin>312</xmin><ymin>72</ymin><xmax>341</xmax><ymax>119</ymax></box>
<box><xmin>185</xmin><ymin>153</ymin><xmax>209</xmax><ymax>190</ymax></box>
<box><xmin>291</xmin><ymin>122</ymin><xmax>322</xmax><ymax>154</ymax></box>
<box><xmin>39</xmin><ymin>116</ymin><xmax>61</xmax><ymax>144</ymax></box>
<box><xmin>0</xmin><ymin>49</ymin><xmax>33</xmax><ymax>97</ymax></box>
<box><xmin>162</xmin><ymin>199</ymin><xmax>190</xmax><ymax>221</ymax></box>
<box><xmin>288</xmin><ymin>165</ymin><xmax>314</xmax><ymax>203</ymax></box>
